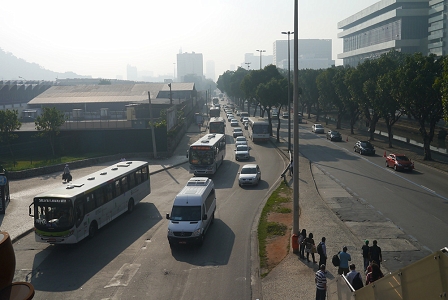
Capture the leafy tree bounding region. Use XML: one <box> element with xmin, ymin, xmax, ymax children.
<box><xmin>298</xmin><ymin>69</ymin><xmax>320</xmax><ymax>119</ymax></box>
<box><xmin>256</xmin><ymin>77</ymin><xmax>288</xmax><ymax>140</ymax></box>
<box><xmin>440</xmin><ymin>56</ymin><xmax>448</xmax><ymax>122</ymax></box>
<box><xmin>399</xmin><ymin>53</ymin><xmax>443</xmax><ymax>160</ymax></box>
<box><xmin>35</xmin><ymin>107</ymin><xmax>66</xmax><ymax>156</ymax></box>
<box><xmin>316</xmin><ymin>67</ymin><xmax>338</xmax><ymax>123</ymax></box>
<box><xmin>98</xmin><ymin>79</ymin><xmax>111</xmax><ymax>85</ymax></box>
<box><xmin>0</xmin><ymin>109</ymin><xmax>21</xmax><ymax>157</ymax></box>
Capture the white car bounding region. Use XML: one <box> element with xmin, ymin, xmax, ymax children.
<box><xmin>238</xmin><ymin>164</ymin><xmax>261</xmax><ymax>186</ymax></box>
<box><xmin>235</xmin><ymin>136</ymin><xmax>248</xmax><ymax>147</ymax></box>
<box><xmin>230</xmin><ymin>119</ymin><xmax>239</xmax><ymax>127</ymax></box>
<box><xmin>233</xmin><ymin>127</ymin><xmax>243</xmax><ymax>138</ymax></box>
<box><xmin>234</xmin><ymin>145</ymin><xmax>250</xmax><ymax>161</ymax></box>
<box><xmin>312</xmin><ymin>124</ymin><xmax>324</xmax><ymax>134</ymax></box>
<box><xmin>242</xmin><ymin>117</ymin><xmax>249</xmax><ymax>123</ymax></box>
<box><xmin>227</xmin><ymin>114</ymin><xmax>235</xmax><ymax>122</ymax></box>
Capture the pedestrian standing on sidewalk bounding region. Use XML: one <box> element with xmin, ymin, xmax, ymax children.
<box><xmin>317</xmin><ymin>237</ymin><xmax>327</xmax><ymax>267</ymax></box>
<box><xmin>315</xmin><ymin>264</ymin><xmax>327</xmax><ymax>300</ymax></box>
<box><xmin>338</xmin><ymin>246</ymin><xmax>351</xmax><ymax>275</ymax></box>
<box><xmin>362</xmin><ymin>240</ymin><xmax>370</xmax><ymax>272</ymax></box>
<box><xmin>305</xmin><ymin>232</ymin><xmax>317</xmax><ymax>263</ymax></box>
<box><xmin>346</xmin><ymin>264</ymin><xmax>364</xmax><ymax>290</ymax></box>
<box><xmin>369</xmin><ymin>240</ymin><xmax>382</xmax><ymax>268</ymax></box>
<box><xmin>298</xmin><ymin>229</ymin><xmax>306</xmax><ymax>259</ymax></box>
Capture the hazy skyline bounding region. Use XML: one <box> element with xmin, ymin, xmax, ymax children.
<box><xmin>1</xmin><ymin>0</ymin><xmax>379</xmax><ymax>80</ymax></box>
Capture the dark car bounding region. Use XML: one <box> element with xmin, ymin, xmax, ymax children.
<box><xmin>354</xmin><ymin>141</ymin><xmax>376</xmax><ymax>155</ymax></box>
<box><xmin>326</xmin><ymin>130</ymin><xmax>342</xmax><ymax>142</ymax></box>
<box><xmin>385</xmin><ymin>153</ymin><xmax>414</xmax><ymax>171</ymax></box>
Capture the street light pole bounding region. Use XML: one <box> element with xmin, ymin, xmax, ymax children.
<box><xmin>292</xmin><ymin>0</ymin><xmax>299</xmax><ymax>242</ymax></box>
<box><xmin>282</xmin><ymin>31</ymin><xmax>294</xmax><ymax>153</ymax></box>
<box><xmin>256</xmin><ymin>49</ymin><xmax>266</xmax><ymax>70</ymax></box>
<box><xmin>168</xmin><ymin>83</ymin><xmax>173</xmax><ymax>105</ymax></box>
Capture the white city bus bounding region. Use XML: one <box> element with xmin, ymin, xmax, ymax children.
<box><xmin>248</xmin><ymin>117</ymin><xmax>270</xmax><ymax>142</ymax></box>
<box><xmin>29</xmin><ymin>161</ymin><xmax>150</xmax><ymax>244</ymax></box>
<box><xmin>208</xmin><ymin>117</ymin><xmax>226</xmax><ymax>135</ymax></box>
<box><xmin>187</xmin><ymin>133</ymin><xmax>226</xmax><ymax>176</ymax></box>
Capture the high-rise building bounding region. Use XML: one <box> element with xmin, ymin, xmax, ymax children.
<box><xmin>273</xmin><ymin>39</ymin><xmax>334</xmax><ymax>70</ymax></box>
<box><xmin>205</xmin><ymin>60</ymin><xmax>215</xmax><ymax>81</ymax></box>
<box><xmin>428</xmin><ymin>0</ymin><xmax>447</xmax><ymax>56</ymax></box>
<box><xmin>337</xmin><ymin>0</ymin><xmax>429</xmax><ymax>67</ymax></box>
<box><xmin>177</xmin><ymin>52</ymin><xmax>203</xmax><ymax>82</ymax></box>
<box><xmin>127</xmin><ymin>64</ymin><xmax>138</xmax><ymax>81</ymax></box>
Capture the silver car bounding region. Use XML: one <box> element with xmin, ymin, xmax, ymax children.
<box><xmin>238</xmin><ymin>164</ymin><xmax>261</xmax><ymax>186</ymax></box>
<box><xmin>312</xmin><ymin>124</ymin><xmax>324</xmax><ymax>134</ymax></box>
<box><xmin>234</xmin><ymin>145</ymin><xmax>250</xmax><ymax>161</ymax></box>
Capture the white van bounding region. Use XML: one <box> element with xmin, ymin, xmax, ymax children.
<box><xmin>166</xmin><ymin>177</ymin><xmax>216</xmax><ymax>246</ymax></box>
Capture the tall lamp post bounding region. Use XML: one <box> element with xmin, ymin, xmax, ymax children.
<box><xmin>282</xmin><ymin>31</ymin><xmax>294</xmax><ymax>152</ymax></box>
<box><xmin>256</xmin><ymin>49</ymin><xmax>266</xmax><ymax>70</ymax></box>
<box><xmin>168</xmin><ymin>83</ymin><xmax>173</xmax><ymax>105</ymax></box>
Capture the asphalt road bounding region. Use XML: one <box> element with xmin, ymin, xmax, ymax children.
<box><xmin>12</xmin><ymin>116</ymin><xmax>286</xmax><ymax>299</ymax></box>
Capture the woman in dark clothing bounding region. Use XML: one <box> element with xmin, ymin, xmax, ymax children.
<box><xmin>305</xmin><ymin>232</ymin><xmax>317</xmax><ymax>263</ymax></box>
<box><xmin>366</xmin><ymin>263</ymin><xmax>384</xmax><ymax>285</ymax></box>
<box><xmin>299</xmin><ymin>229</ymin><xmax>307</xmax><ymax>259</ymax></box>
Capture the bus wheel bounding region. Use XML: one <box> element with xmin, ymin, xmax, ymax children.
<box><xmin>128</xmin><ymin>199</ymin><xmax>135</xmax><ymax>213</ymax></box>
<box><xmin>88</xmin><ymin>222</ymin><xmax>98</xmax><ymax>238</ymax></box>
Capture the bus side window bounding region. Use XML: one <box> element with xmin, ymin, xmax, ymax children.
<box><xmin>104</xmin><ymin>183</ymin><xmax>113</xmax><ymax>203</ymax></box>
<box><xmin>95</xmin><ymin>188</ymin><xmax>104</xmax><ymax>207</ymax></box>
<box><xmin>74</xmin><ymin>199</ymin><xmax>85</xmax><ymax>227</ymax></box>
<box><xmin>129</xmin><ymin>172</ymin><xmax>136</xmax><ymax>189</ymax></box>
<box><xmin>85</xmin><ymin>194</ymin><xmax>96</xmax><ymax>214</ymax></box>
<box><xmin>115</xmin><ymin>179</ymin><xmax>121</xmax><ymax>196</ymax></box>
<box><xmin>136</xmin><ymin>169</ymin><xmax>142</xmax><ymax>184</ymax></box>
<box><xmin>121</xmin><ymin>176</ymin><xmax>128</xmax><ymax>193</ymax></box>
<box><xmin>142</xmin><ymin>166</ymin><xmax>149</xmax><ymax>181</ymax></box>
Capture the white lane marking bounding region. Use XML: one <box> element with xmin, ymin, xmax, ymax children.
<box><xmin>104</xmin><ymin>263</ymin><xmax>141</xmax><ymax>288</ymax></box>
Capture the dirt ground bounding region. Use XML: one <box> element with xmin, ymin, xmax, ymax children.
<box><xmin>265</xmin><ymin>200</ymin><xmax>293</xmax><ymax>272</ymax></box>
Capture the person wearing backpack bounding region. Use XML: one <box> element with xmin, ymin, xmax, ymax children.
<box><xmin>346</xmin><ymin>264</ymin><xmax>364</xmax><ymax>291</ymax></box>
<box><xmin>317</xmin><ymin>237</ymin><xmax>327</xmax><ymax>268</ymax></box>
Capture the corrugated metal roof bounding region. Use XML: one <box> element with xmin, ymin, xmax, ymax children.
<box><xmin>28</xmin><ymin>83</ymin><xmax>195</xmax><ymax>105</ymax></box>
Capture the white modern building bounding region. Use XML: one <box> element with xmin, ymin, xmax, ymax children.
<box><xmin>338</xmin><ymin>0</ymin><xmax>429</xmax><ymax>67</ymax></box>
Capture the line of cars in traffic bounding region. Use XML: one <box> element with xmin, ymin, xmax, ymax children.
<box><xmin>312</xmin><ymin>123</ymin><xmax>414</xmax><ymax>172</ymax></box>
<box><xmin>223</xmin><ymin>105</ymin><xmax>262</xmax><ymax>187</ymax></box>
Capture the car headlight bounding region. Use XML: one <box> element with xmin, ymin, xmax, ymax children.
<box><xmin>167</xmin><ymin>229</ymin><xmax>174</xmax><ymax>236</ymax></box>
<box><xmin>192</xmin><ymin>228</ymin><xmax>202</xmax><ymax>237</ymax></box>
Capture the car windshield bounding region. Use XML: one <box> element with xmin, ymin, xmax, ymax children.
<box><xmin>236</xmin><ymin>137</ymin><xmax>246</xmax><ymax>141</ymax></box>
<box><xmin>241</xmin><ymin>167</ymin><xmax>257</xmax><ymax>174</ymax></box>
<box><xmin>236</xmin><ymin>146</ymin><xmax>248</xmax><ymax>151</ymax></box>
<box><xmin>396</xmin><ymin>155</ymin><xmax>409</xmax><ymax>161</ymax></box>
<box><xmin>234</xmin><ymin>128</ymin><xmax>242</xmax><ymax>132</ymax></box>
<box><xmin>170</xmin><ymin>205</ymin><xmax>201</xmax><ymax>221</ymax></box>
<box><xmin>360</xmin><ymin>142</ymin><xmax>373</xmax><ymax>148</ymax></box>
<box><xmin>332</xmin><ymin>131</ymin><xmax>340</xmax><ymax>135</ymax></box>
<box><xmin>315</xmin><ymin>125</ymin><xmax>323</xmax><ymax>129</ymax></box>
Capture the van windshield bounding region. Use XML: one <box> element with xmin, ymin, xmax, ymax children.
<box><xmin>170</xmin><ymin>206</ymin><xmax>201</xmax><ymax>221</ymax></box>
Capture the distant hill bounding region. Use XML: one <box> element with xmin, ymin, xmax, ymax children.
<box><xmin>0</xmin><ymin>48</ymin><xmax>91</xmax><ymax>81</ymax></box>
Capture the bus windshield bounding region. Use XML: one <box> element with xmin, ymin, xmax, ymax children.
<box><xmin>189</xmin><ymin>149</ymin><xmax>214</xmax><ymax>165</ymax></box>
<box><xmin>34</xmin><ymin>198</ymin><xmax>74</xmax><ymax>231</ymax></box>
<box><xmin>170</xmin><ymin>205</ymin><xmax>202</xmax><ymax>221</ymax></box>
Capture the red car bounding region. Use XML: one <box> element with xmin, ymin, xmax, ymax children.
<box><xmin>385</xmin><ymin>154</ymin><xmax>414</xmax><ymax>171</ymax></box>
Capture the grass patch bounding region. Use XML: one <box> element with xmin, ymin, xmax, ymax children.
<box><xmin>275</xmin><ymin>207</ymin><xmax>292</xmax><ymax>214</ymax></box>
<box><xmin>258</xmin><ymin>180</ymin><xmax>292</xmax><ymax>276</ymax></box>
<box><xmin>266</xmin><ymin>222</ymin><xmax>287</xmax><ymax>237</ymax></box>
<box><xmin>0</xmin><ymin>153</ymin><xmax>108</xmax><ymax>171</ymax></box>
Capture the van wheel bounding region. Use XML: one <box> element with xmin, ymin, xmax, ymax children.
<box><xmin>88</xmin><ymin>222</ymin><xmax>98</xmax><ymax>239</ymax></box>
<box><xmin>128</xmin><ymin>199</ymin><xmax>134</xmax><ymax>213</ymax></box>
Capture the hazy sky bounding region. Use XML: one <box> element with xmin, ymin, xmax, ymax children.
<box><xmin>1</xmin><ymin>0</ymin><xmax>379</xmax><ymax>80</ymax></box>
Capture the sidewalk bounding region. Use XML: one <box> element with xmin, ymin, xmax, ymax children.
<box><xmin>261</xmin><ymin>137</ymin><xmax>368</xmax><ymax>300</ymax></box>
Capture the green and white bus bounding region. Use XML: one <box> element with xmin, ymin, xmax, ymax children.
<box><xmin>29</xmin><ymin>161</ymin><xmax>150</xmax><ymax>244</ymax></box>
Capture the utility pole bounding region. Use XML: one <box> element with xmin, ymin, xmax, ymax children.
<box><xmin>148</xmin><ymin>92</ymin><xmax>157</xmax><ymax>159</ymax></box>
<box><xmin>282</xmin><ymin>31</ymin><xmax>294</xmax><ymax>153</ymax></box>
<box><xmin>292</xmin><ymin>0</ymin><xmax>299</xmax><ymax>243</ymax></box>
